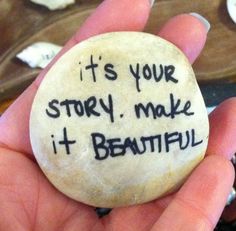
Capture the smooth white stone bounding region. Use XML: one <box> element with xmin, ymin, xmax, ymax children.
<box><xmin>30</xmin><ymin>32</ymin><xmax>209</xmax><ymax>208</ymax></box>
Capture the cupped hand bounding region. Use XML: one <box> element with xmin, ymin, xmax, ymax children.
<box><xmin>0</xmin><ymin>1</ymin><xmax>235</xmax><ymax>230</ymax></box>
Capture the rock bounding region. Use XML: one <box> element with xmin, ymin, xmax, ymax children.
<box><xmin>227</xmin><ymin>0</ymin><xmax>236</xmax><ymax>24</ymax></box>
<box><xmin>30</xmin><ymin>0</ymin><xmax>75</xmax><ymax>10</ymax></box>
<box><xmin>16</xmin><ymin>42</ymin><xmax>62</xmax><ymax>69</ymax></box>
<box><xmin>30</xmin><ymin>32</ymin><xmax>209</xmax><ymax>208</ymax></box>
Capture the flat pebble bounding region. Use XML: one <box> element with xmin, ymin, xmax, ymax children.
<box><xmin>30</xmin><ymin>32</ymin><xmax>209</xmax><ymax>207</ymax></box>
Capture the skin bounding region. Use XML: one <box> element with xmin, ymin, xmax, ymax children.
<box><xmin>0</xmin><ymin>0</ymin><xmax>235</xmax><ymax>230</ymax></box>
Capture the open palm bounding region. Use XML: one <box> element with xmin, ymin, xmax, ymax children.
<box><xmin>0</xmin><ymin>1</ymin><xmax>235</xmax><ymax>230</ymax></box>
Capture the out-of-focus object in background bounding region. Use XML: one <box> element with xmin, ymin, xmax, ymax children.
<box><xmin>227</xmin><ymin>188</ymin><xmax>236</xmax><ymax>206</ymax></box>
<box><xmin>16</xmin><ymin>42</ymin><xmax>62</xmax><ymax>69</ymax></box>
<box><xmin>30</xmin><ymin>0</ymin><xmax>76</xmax><ymax>10</ymax></box>
<box><xmin>207</xmin><ymin>106</ymin><xmax>216</xmax><ymax>114</ymax></box>
<box><xmin>227</xmin><ymin>0</ymin><xmax>236</xmax><ymax>23</ymax></box>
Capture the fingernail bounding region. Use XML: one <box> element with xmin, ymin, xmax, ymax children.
<box><xmin>189</xmin><ymin>12</ymin><xmax>211</xmax><ymax>32</ymax></box>
<box><xmin>150</xmin><ymin>0</ymin><xmax>156</xmax><ymax>7</ymax></box>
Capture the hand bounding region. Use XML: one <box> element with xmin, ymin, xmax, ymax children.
<box><xmin>0</xmin><ymin>1</ymin><xmax>235</xmax><ymax>230</ymax></box>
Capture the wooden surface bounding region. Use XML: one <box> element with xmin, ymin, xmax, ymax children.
<box><xmin>0</xmin><ymin>0</ymin><xmax>236</xmax><ymax>115</ymax></box>
<box><xmin>148</xmin><ymin>0</ymin><xmax>236</xmax><ymax>82</ymax></box>
<box><xmin>0</xmin><ymin>0</ymin><xmax>100</xmax><ymax>114</ymax></box>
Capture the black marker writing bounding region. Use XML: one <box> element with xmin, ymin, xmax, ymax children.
<box><xmin>45</xmin><ymin>94</ymin><xmax>114</xmax><ymax>123</ymax></box>
<box><xmin>129</xmin><ymin>63</ymin><xmax>178</xmax><ymax>92</ymax></box>
<box><xmin>92</xmin><ymin>129</ymin><xmax>202</xmax><ymax>160</ymax></box>
<box><xmin>50</xmin><ymin>127</ymin><xmax>76</xmax><ymax>155</ymax></box>
<box><xmin>85</xmin><ymin>55</ymin><xmax>99</xmax><ymax>82</ymax></box>
<box><xmin>78</xmin><ymin>55</ymin><xmax>118</xmax><ymax>83</ymax></box>
<box><xmin>134</xmin><ymin>93</ymin><xmax>194</xmax><ymax>119</ymax></box>
<box><xmin>51</xmin><ymin>135</ymin><xmax>57</xmax><ymax>154</ymax></box>
<box><xmin>46</xmin><ymin>99</ymin><xmax>60</xmax><ymax>118</ymax></box>
<box><xmin>104</xmin><ymin>63</ymin><xmax>118</xmax><ymax>81</ymax></box>
<box><xmin>58</xmin><ymin>127</ymin><xmax>76</xmax><ymax>155</ymax></box>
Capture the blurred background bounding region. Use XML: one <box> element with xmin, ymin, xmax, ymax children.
<box><xmin>0</xmin><ymin>0</ymin><xmax>235</xmax><ymax>230</ymax></box>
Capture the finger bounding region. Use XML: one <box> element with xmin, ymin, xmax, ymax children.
<box><xmin>151</xmin><ymin>155</ymin><xmax>235</xmax><ymax>231</ymax></box>
<box><xmin>0</xmin><ymin>0</ymin><xmax>152</xmax><ymax>157</ymax></box>
<box><xmin>36</xmin><ymin>0</ymin><xmax>152</xmax><ymax>85</ymax></box>
<box><xmin>0</xmin><ymin>147</ymin><xmax>101</xmax><ymax>230</ymax></box>
<box><xmin>104</xmin><ymin>195</ymin><xmax>173</xmax><ymax>231</ymax></box>
<box><xmin>207</xmin><ymin>97</ymin><xmax>236</xmax><ymax>160</ymax></box>
<box><xmin>72</xmin><ymin>0</ymin><xmax>152</xmax><ymax>44</ymax></box>
<box><xmin>158</xmin><ymin>13</ymin><xmax>209</xmax><ymax>64</ymax></box>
